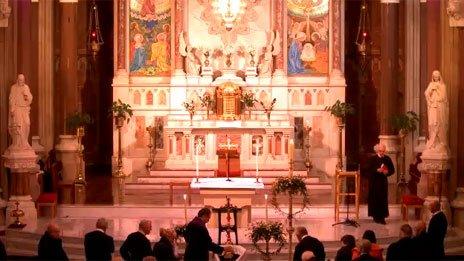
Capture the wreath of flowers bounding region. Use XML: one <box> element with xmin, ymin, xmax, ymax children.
<box><xmin>270</xmin><ymin>176</ymin><xmax>310</xmax><ymax>216</ymax></box>
<box><xmin>248</xmin><ymin>221</ymin><xmax>286</xmax><ymax>259</ymax></box>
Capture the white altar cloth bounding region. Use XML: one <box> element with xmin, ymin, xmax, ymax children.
<box><xmin>190</xmin><ymin>178</ymin><xmax>264</xmax><ymax>189</ymax></box>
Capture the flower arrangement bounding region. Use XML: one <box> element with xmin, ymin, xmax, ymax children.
<box><xmin>271</xmin><ymin>176</ymin><xmax>310</xmax><ymax>216</ymax></box>
<box><xmin>248</xmin><ymin>221</ymin><xmax>286</xmax><ymax>260</ymax></box>
<box><xmin>325</xmin><ymin>100</ymin><xmax>355</xmax><ymax>124</ymax></box>
<box><xmin>241</xmin><ymin>91</ymin><xmax>256</xmax><ymax>109</ymax></box>
<box><xmin>200</xmin><ymin>92</ymin><xmax>215</xmax><ymax>111</ymax></box>
<box><xmin>182</xmin><ymin>100</ymin><xmax>196</xmax><ymax>115</ymax></box>
<box><xmin>391</xmin><ymin>111</ymin><xmax>419</xmax><ymax>136</ymax></box>
<box><xmin>110</xmin><ymin>99</ymin><xmax>133</xmax><ymax>123</ymax></box>
<box><xmin>260</xmin><ymin>98</ymin><xmax>277</xmax><ymax>113</ymax></box>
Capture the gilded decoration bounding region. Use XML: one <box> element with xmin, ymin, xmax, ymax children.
<box><xmin>216</xmin><ymin>82</ymin><xmax>242</xmax><ymax>120</ymax></box>
<box><xmin>447</xmin><ymin>0</ymin><xmax>464</xmax><ymax>27</ymax></box>
<box><xmin>197</xmin><ymin>0</ymin><xmax>262</xmax><ymax>45</ymax></box>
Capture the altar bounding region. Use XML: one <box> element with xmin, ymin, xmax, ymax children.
<box><xmin>191</xmin><ymin>177</ymin><xmax>264</xmax><ymax>227</ymax></box>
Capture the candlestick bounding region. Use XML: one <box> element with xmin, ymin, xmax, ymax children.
<box><xmin>288</xmin><ymin>139</ymin><xmax>295</xmax><ymax>162</ymax></box>
<box><xmin>183</xmin><ymin>194</ymin><xmax>188</xmax><ymax>223</ymax></box>
<box><xmin>265</xmin><ymin>194</ymin><xmax>268</xmax><ymax>222</ymax></box>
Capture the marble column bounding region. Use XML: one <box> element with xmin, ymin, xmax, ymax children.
<box><xmin>56</xmin><ymin>0</ymin><xmax>79</xmax><ymax>135</ymax></box>
<box><xmin>173</xmin><ymin>0</ymin><xmax>184</xmax><ymax>77</ymax></box>
<box><xmin>114</xmin><ymin>0</ymin><xmax>127</xmax><ymax>79</ymax></box>
<box><xmin>181</xmin><ymin>134</ymin><xmax>186</xmax><ymax>159</ymax></box>
<box><xmin>378</xmin><ymin>0</ymin><xmax>400</xmax><ymax>183</ymax></box>
<box><xmin>329</xmin><ymin>0</ymin><xmax>344</xmax><ymax>82</ymax></box>
<box><xmin>272</xmin><ymin>0</ymin><xmax>286</xmax><ymax>83</ymax></box>
<box><xmin>38</xmin><ymin>0</ymin><xmax>54</xmax><ymax>151</ymax></box>
<box><xmin>451</xmin><ymin>187</ymin><xmax>464</xmax><ymax>229</ymax></box>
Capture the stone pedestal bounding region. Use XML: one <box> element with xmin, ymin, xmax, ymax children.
<box><xmin>451</xmin><ymin>187</ymin><xmax>464</xmax><ymax>229</ymax></box>
<box><xmin>2</xmin><ymin>149</ymin><xmax>39</xmax><ymax>227</ymax></box>
<box><xmin>420</xmin><ymin>151</ymin><xmax>451</xmax><ymax>223</ymax></box>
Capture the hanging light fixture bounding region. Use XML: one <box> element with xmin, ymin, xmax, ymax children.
<box><xmin>355</xmin><ymin>0</ymin><xmax>369</xmax><ymax>58</ymax></box>
<box><xmin>213</xmin><ymin>0</ymin><xmax>246</xmax><ymax>31</ymax></box>
<box><xmin>87</xmin><ymin>0</ymin><xmax>104</xmax><ymax>58</ymax></box>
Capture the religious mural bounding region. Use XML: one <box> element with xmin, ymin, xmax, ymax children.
<box><xmin>129</xmin><ymin>0</ymin><xmax>171</xmax><ymax>76</ymax></box>
<box><xmin>287</xmin><ymin>0</ymin><xmax>329</xmax><ymax>75</ymax></box>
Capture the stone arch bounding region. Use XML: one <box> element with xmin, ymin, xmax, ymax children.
<box><xmin>292</xmin><ymin>90</ymin><xmax>301</xmax><ymax>106</ymax></box>
<box><xmin>158</xmin><ymin>90</ymin><xmax>167</xmax><ymax>106</ymax></box>
<box><xmin>317</xmin><ymin>90</ymin><xmax>325</xmax><ymax>105</ymax></box>
<box><xmin>275</xmin><ymin>134</ymin><xmax>282</xmax><ymax>155</ymax></box>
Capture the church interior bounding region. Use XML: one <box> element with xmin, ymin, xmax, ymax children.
<box><xmin>1</xmin><ymin>0</ymin><xmax>464</xmax><ymax>260</ymax></box>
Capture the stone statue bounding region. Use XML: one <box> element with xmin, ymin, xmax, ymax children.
<box><xmin>424</xmin><ymin>70</ymin><xmax>449</xmax><ymax>154</ymax></box>
<box><xmin>8</xmin><ymin>74</ymin><xmax>33</xmax><ymax>151</ymax></box>
<box><xmin>186</xmin><ymin>47</ymin><xmax>201</xmax><ymax>76</ymax></box>
<box><xmin>258</xmin><ymin>46</ymin><xmax>272</xmax><ymax>76</ymax></box>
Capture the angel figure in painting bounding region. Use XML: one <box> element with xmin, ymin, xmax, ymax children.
<box><xmin>424</xmin><ymin>70</ymin><xmax>449</xmax><ymax>153</ymax></box>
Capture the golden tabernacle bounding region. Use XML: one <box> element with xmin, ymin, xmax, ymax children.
<box><xmin>216</xmin><ymin>82</ymin><xmax>242</xmax><ymax>120</ymax></box>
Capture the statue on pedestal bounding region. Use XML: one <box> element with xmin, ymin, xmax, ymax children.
<box><xmin>8</xmin><ymin>74</ymin><xmax>33</xmax><ymax>152</ymax></box>
<box><xmin>424</xmin><ymin>70</ymin><xmax>449</xmax><ymax>155</ymax></box>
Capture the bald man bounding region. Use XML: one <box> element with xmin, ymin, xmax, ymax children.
<box><xmin>367</xmin><ymin>143</ymin><xmax>395</xmax><ymax>224</ymax></box>
<box><xmin>427</xmin><ymin>200</ymin><xmax>448</xmax><ymax>259</ymax></box>
<box><xmin>120</xmin><ymin>220</ymin><xmax>153</xmax><ymax>260</ymax></box>
<box><xmin>38</xmin><ymin>223</ymin><xmax>68</xmax><ymax>260</ymax></box>
<box><xmin>293</xmin><ymin>227</ymin><xmax>325</xmax><ymax>261</ymax></box>
<box><xmin>84</xmin><ymin>218</ymin><xmax>115</xmax><ymax>261</ymax></box>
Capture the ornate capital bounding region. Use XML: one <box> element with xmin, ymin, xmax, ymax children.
<box><xmin>0</xmin><ymin>0</ymin><xmax>11</xmax><ymax>27</ymax></box>
<box><xmin>447</xmin><ymin>0</ymin><xmax>464</xmax><ymax>27</ymax></box>
<box><xmin>3</xmin><ymin>155</ymin><xmax>39</xmax><ymax>173</ymax></box>
<box><xmin>419</xmin><ymin>155</ymin><xmax>450</xmax><ymax>173</ymax></box>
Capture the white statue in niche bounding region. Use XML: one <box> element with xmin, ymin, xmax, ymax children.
<box><xmin>179</xmin><ymin>31</ymin><xmax>200</xmax><ymax>76</ymax></box>
<box><xmin>8</xmin><ymin>74</ymin><xmax>33</xmax><ymax>151</ymax></box>
<box><xmin>258</xmin><ymin>30</ymin><xmax>281</xmax><ymax>77</ymax></box>
<box><xmin>424</xmin><ymin>70</ymin><xmax>449</xmax><ymax>154</ymax></box>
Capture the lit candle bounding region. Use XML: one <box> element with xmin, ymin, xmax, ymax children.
<box><xmin>288</xmin><ymin>139</ymin><xmax>295</xmax><ymax>162</ymax></box>
<box><xmin>265</xmin><ymin>194</ymin><xmax>269</xmax><ymax>222</ymax></box>
<box><xmin>183</xmin><ymin>194</ymin><xmax>188</xmax><ymax>223</ymax></box>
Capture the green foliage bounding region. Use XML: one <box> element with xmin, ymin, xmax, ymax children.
<box><xmin>110</xmin><ymin>99</ymin><xmax>133</xmax><ymax>122</ymax></box>
<box><xmin>248</xmin><ymin>221</ymin><xmax>286</xmax><ymax>257</ymax></box>
<box><xmin>391</xmin><ymin>111</ymin><xmax>419</xmax><ymax>134</ymax></box>
<box><xmin>271</xmin><ymin>176</ymin><xmax>310</xmax><ymax>216</ymax></box>
<box><xmin>241</xmin><ymin>91</ymin><xmax>257</xmax><ymax>108</ymax></box>
<box><xmin>66</xmin><ymin>111</ymin><xmax>92</xmax><ymax>132</ymax></box>
<box><xmin>325</xmin><ymin>100</ymin><xmax>355</xmax><ymax>123</ymax></box>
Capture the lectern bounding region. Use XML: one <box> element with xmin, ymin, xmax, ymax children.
<box><xmin>217</xmin><ymin>147</ymin><xmax>240</xmax><ymax>178</ymax></box>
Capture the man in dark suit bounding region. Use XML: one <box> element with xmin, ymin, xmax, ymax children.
<box><xmin>353</xmin><ymin>240</ymin><xmax>376</xmax><ymax>261</ymax></box>
<box><xmin>386</xmin><ymin>224</ymin><xmax>414</xmax><ymax>260</ymax></box>
<box><xmin>427</xmin><ymin>200</ymin><xmax>448</xmax><ymax>259</ymax></box>
<box><xmin>84</xmin><ymin>218</ymin><xmax>115</xmax><ymax>261</ymax></box>
<box><xmin>293</xmin><ymin>226</ymin><xmax>325</xmax><ymax>261</ymax></box>
<box><xmin>38</xmin><ymin>223</ymin><xmax>68</xmax><ymax>260</ymax></box>
<box><xmin>184</xmin><ymin>207</ymin><xmax>230</xmax><ymax>261</ymax></box>
<box><xmin>367</xmin><ymin>143</ymin><xmax>395</xmax><ymax>224</ymax></box>
<box><xmin>410</xmin><ymin>221</ymin><xmax>432</xmax><ymax>260</ymax></box>
<box><xmin>120</xmin><ymin>219</ymin><xmax>153</xmax><ymax>261</ymax></box>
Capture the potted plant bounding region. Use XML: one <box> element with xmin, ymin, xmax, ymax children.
<box><xmin>248</xmin><ymin>221</ymin><xmax>286</xmax><ymax>260</ymax></box>
<box><xmin>66</xmin><ymin>111</ymin><xmax>92</xmax><ymax>136</ymax></box>
<box><xmin>259</xmin><ymin>98</ymin><xmax>277</xmax><ymax>126</ymax></box>
<box><xmin>183</xmin><ymin>100</ymin><xmax>196</xmax><ymax>126</ymax></box>
<box><xmin>325</xmin><ymin>100</ymin><xmax>355</xmax><ymax>125</ymax></box>
<box><xmin>241</xmin><ymin>91</ymin><xmax>256</xmax><ymax>119</ymax></box>
<box><xmin>111</xmin><ymin>99</ymin><xmax>133</xmax><ymax>128</ymax></box>
<box><xmin>392</xmin><ymin>111</ymin><xmax>419</xmax><ymax>189</ymax></box>
<box><xmin>200</xmin><ymin>92</ymin><xmax>215</xmax><ymax>119</ymax></box>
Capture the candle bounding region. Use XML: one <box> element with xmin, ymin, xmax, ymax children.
<box><xmin>183</xmin><ymin>194</ymin><xmax>188</xmax><ymax>223</ymax></box>
<box><xmin>265</xmin><ymin>194</ymin><xmax>269</xmax><ymax>222</ymax></box>
<box><xmin>255</xmin><ymin>143</ymin><xmax>259</xmax><ymax>180</ymax></box>
<box><xmin>288</xmin><ymin>139</ymin><xmax>295</xmax><ymax>162</ymax></box>
<box><xmin>195</xmin><ymin>143</ymin><xmax>199</xmax><ymax>181</ymax></box>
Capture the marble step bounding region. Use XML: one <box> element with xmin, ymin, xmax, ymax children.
<box><xmin>135</xmin><ymin>176</ymin><xmax>322</xmax><ymax>185</ymax></box>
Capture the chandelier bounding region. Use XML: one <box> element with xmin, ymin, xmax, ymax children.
<box><xmin>87</xmin><ymin>0</ymin><xmax>104</xmax><ymax>58</ymax></box>
<box><xmin>213</xmin><ymin>0</ymin><xmax>246</xmax><ymax>31</ymax></box>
